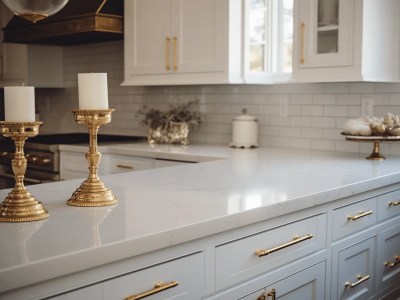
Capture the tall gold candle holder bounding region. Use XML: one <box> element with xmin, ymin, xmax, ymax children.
<box><xmin>67</xmin><ymin>109</ymin><xmax>117</xmax><ymax>207</ymax></box>
<box><xmin>0</xmin><ymin>121</ymin><xmax>49</xmax><ymax>222</ymax></box>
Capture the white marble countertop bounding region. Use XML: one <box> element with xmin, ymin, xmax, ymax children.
<box><xmin>1</xmin><ymin>144</ymin><xmax>400</xmax><ymax>294</ymax></box>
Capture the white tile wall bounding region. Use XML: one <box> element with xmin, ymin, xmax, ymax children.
<box><xmin>36</xmin><ymin>41</ymin><xmax>400</xmax><ymax>155</ymax></box>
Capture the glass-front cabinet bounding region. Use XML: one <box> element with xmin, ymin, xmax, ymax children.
<box><xmin>292</xmin><ymin>0</ymin><xmax>400</xmax><ymax>82</ymax></box>
<box><xmin>295</xmin><ymin>0</ymin><xmax>353</xmax><ymax>69</ymax></box>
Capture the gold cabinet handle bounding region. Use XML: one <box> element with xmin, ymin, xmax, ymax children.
<box><xmin>124</xmin><ymin>281</ymin><xmax>179</xmax><ymax>300</ymax></box>
<box><xmin>255</xmin><ymin>234</ymin><xmax>313</xmax><ymax>257</ymax></box>
<box><xmin>166</xmin><ymin>37</ymin><xmax>171</xmax><ymax>71</ymax></box>
<box><xmin>389</xmin><ymin>201</ymin><xmax>400</xmax><ymax>207</ymax></box>
<box><xmin>116</xmin><ymin>164</ymin><xmax>134</xmax><ymax>170</ymax></box>
<box><xmin>385</xmin><ymin>255</ymin><xmax>400</xmax><ymax>268</ymax></box>
<box><xmin>257</xmin><ymin>288</ymin><xmax>276</xmax><ymax>300</ymax></box>
<box><xmin>345</xmin><ymin>274</ymin><xmax>370</xmax><ymax>288</ymax></box>
<box><xmin>347</xmin><ymin>210</ymin><xmax>373</xmax><ymax>221</ymax></box>
<box><xmin>300</xmin><ymin>22</ymin><xmax>305</xmax><ymax>64</ymax></box>
<box><xmin>173</xmin><ymin>36</ymin><xmax>178</xmax><ymax>71</ymax></box>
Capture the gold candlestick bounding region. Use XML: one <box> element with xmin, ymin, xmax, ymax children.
<box><xmin>67</xmin><ymin>109</ymin><xmax>117</xmax><ymax>207</ymax></box>
<box><xmin>0</xmin><ymin>122</ymin><xmax>49</xmax><ymax>222</ymax></box>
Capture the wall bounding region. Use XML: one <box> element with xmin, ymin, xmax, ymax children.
<box><xmin>36</xmin><ymin>41</ymin><xmax>400</xmax><ymax>155</ymax></box>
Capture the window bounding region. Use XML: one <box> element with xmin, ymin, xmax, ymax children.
<box><xmin>244</xmin><ymin>0</ymin><xmax>293</xmax><ymax>83</ymax></box>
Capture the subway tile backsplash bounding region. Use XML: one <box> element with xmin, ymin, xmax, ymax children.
<box><xmin>36</xmin><ymin>41</ymin><xmax>400</xmax><ymax>155</ymax></box>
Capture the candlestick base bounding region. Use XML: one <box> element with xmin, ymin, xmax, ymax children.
<box><xmin>67</xmin><ymin>110</ymin><xmax>117</xmax><ymax>207</ymax></box>
<box><xmin>0</xmin><ymin>122</ymin><xmax>49</xmax><ymax>222</ymax></box>
<box><xmin>67</xmin><ymin>177</ymin><xmax>117</xmax><ymax>207</ymax></box>
<box><xmin>0</xmin><ymin>191</ymin><xmax>49</xmax><ymax>222</ymax></box>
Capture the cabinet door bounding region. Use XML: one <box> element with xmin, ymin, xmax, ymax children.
<box><xmin>376</xmin><ymin>222</ymin><xmax>400</xmax><ymax>294</ymax></box>
<box><xmin>170</xmin><ymin>0</ymin><xmax>225</xmax><ymax>74</ymax></box>
<box><xmin>125</xmin><ymin>0</ymin><xmax>172</xmax><ymax>76</ymax></box>
<box><xmin>0</xmin><ymin>3</ymin><xmax>27</xmax><ymax>81</ymax></box>
<box><xmin>261</xmin><ymin>261</ymin><xmax>326</xmax><ymax>300</ymax></box>
<box><xmin>332</xmin><ymin>236</ymin><xmax>375</xmax><ymax>300</ymax></box>
<box><xmin>294</xmin><ymin>0</ymin><xmax>353</xmax><ymax>69</ymax></box>
<box><xmin>123</xmin><ymin>0</ymin><xmax>239</xmax><ymax>85</ymax></box>
<box><xmin>109</xmin><ymin>154</ymin><xmax>154</xmax><ymax>174</ymax></box>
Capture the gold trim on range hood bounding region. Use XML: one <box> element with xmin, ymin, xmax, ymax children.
<box><xmin>2</xmin><ymin>0</ymin><xmax>123</xmax><ymax>46</ymax></box>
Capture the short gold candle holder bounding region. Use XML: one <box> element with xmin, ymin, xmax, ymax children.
<box><xmin>0</xmin><ymin>121</ymin><xmax>49</xmax><ymax>222</ymax></box>
<box><xmin>67</xmin><ymin>109</ymin><xmax>117</xmax><ymax>207</ymax></box>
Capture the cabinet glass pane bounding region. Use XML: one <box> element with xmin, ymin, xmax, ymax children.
<box><xmin>282</xmin><ymin>0</ymin><xmax>293</xmax><ymax>72</ymax></box>
<box><xmin>249</xmin><ymin>9</ymin><xmax>266</xmax><ymax>43</ymax></box>
<box><xmin>251</xmin><ymin>0</ymin><xmax>266</xmax><ymax>9</ymax></box>
<box><xmin>250</xmin><ymin>44</ymin><xmax>265</xmax><ymax>71</ymax></box>
<box><xmin>249</xmin><ymin>1</ymin><xmax>268</xmax><ymax>72</ymax></box>
<box><xmin>317</xmin><ymin>0</ymin><xmax>338</xmax><ymax>54</ymax></box>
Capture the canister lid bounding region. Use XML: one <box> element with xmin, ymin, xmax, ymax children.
<box><xmin>233</xmin><ymin>108</ymin><xmax>258</xmax><ymax>121</ymax></box>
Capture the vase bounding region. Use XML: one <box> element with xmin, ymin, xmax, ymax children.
<box><xmin>148</xmin><ymin>121</ymin><xmax>189</xmax><ymax>145</ymax></box>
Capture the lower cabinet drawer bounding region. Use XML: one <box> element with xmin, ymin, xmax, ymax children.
<box><xmin>102</xmin><ymin>251</ymin><xmax>204</xmax><ymax>300</ymax></box>
<box><xmin>215</xmin><ymin>214</ymin><xmax>326</xmax><ymax>290</ymax></box>
<box><xmin>332</xmin><ymin>197</ymin><xmax>377</xmax><ymax>241</ymax></box>
<box><xmin>331</xmin><ymin>236</ymin><xmax>376</xmax><ymax>300</ymax></box>
<box><xmin>109</xmin><ymin>155</ymin><xmax>154</xmax><ymax>174</ymax></box>
<box><xmin>377</xmin><ymin>190</ymin><xmax>400</xmax><ymax>221</ymax></box>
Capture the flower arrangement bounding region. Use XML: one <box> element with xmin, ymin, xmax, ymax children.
<box><xmin>137</xmin><ymin>100</ymin><xmax>203</xmax><ymax>144</ymax></box>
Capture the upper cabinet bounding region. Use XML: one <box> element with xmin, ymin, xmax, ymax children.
<box><xmin>0</xmin><ymin>3</ymin><xmax>64</xmax><ymax>88</ymax></box>
<box><xmin>292</xmin><ymin>0</ymin><xmax>400</xmax><ymax>82</ymax></box>
<box><xmin>123</xmin><ymin>0</ymin><xmax>243</xmax><ymax>86</ymax></box>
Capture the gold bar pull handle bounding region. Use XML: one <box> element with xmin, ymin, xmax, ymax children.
<box><xmin>389</xmin><ymin>201</ymin><xmax>400</xmax><ymax>207</ymax></box>
<box><xmin>173</xmin><ymin>36</ymin><xmax>178</xmax><ymax>71</ymax></box>
<box><xmin>255</xmin><ymin>234</ymin><xmax>313</xmax><ymax>257</ymax></box>
<box><xmin>385</xmin><ymin>255</ymin><xmax>400</xmax><ymax>268</ymax></box>
<box><xmin>166</xmin><ymin>37</ymin><xmax>171</xmax><ymax>71</ymax></box>
<box><xmin>124</xmin><ymin>281</ymin><xmax>179</xmax><ymax>300</ymax></box>
<box><xmin>256</xmin><ymin>288</ymin><xmax>276</xmax><ymax>300</ymax></box>
<box><xmin>345</xmin><ymin>275</ymin><xmax>370</xmax><ymax>289</ymax></box>
<box><xmin>347</xmin><ymin>210</ymin><xmax>373</xmax><ymax>221</ymax></box>
<box><xmin>300</xmin><ymin>22</ymin><xmax>305</xmax><ymax>64</ymax></box>
<box><xmin>116</xmin><ymin>164</ymin><xmax>134</xmax><ymax>170</ymax></box>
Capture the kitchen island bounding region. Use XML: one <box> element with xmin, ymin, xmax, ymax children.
<box><xmin>0</xmin><ymin>145</ymin><xmax>399</xmax><ymax>299</ymax></box>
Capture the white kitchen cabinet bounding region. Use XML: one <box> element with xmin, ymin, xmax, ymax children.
<box><xmin>60</xmin><ymin>149</ymin><xmax>195</xmax><ymax>180</ymax></box>
<box><xmin>376</xmin><ymin>222</ymin><xmax>400</xmax><ymax>296</ymax></box>
<box><xmin>102</xmin><ymin>251</ymin><xmax>205</xmax><ymax>300</ymax></box>
<box><xmin>292</xmin><ymin>0</ymin><xmax>400</xmax><ymax>82</ymax></box>
<box><xmin>123</xmin><ymin>0</ymin><xmax>242</xmax><ymax>86</ymax></box>
<box><xmin>332</xmin><ymin>236</ymin><xmax>376</xmax><ymax>300</ymax></box>
<box><xmin>332</xmin><ymin>196</ymin><xmax>377</xmax><ymax>241</ymax></box>
<box><xmin>60</xmin><ymin>151</ymin><xmax>108</xmax><ymax>181</ymax></box>
<box><xmin>3</xmin><ymin>183</ymin><xmax>400</xmax><ymax>299</ymax></box>
<box><xmin>0</xmin><ymin>3</ymin><xmax>64</xmax><ymax>88</ymax></box>
<box><xmin>215</xmin><ymin>214</ymin><xmax>326</xmax><ymax>290</ymax></box>
<box><xmin>263</xmin><ymin>261</ymin><xmax>326</xmax><ymax>300</ymax></box>
<box><xmin>108</xmin><ymin>154</ymin><xmax>155</xmax><ymax>174</ymax></box>
<box><xmin>238</xmin><ymin>262</ymin><xmax>325</xmax><ymax>300</ymax></box>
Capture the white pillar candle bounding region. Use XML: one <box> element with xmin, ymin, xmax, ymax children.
<box><xmin>78</xmin><ymin>73</ymin><xmax>109</xmax><ymax>110</ymax></box>
<box><xmin>4</xmin><ymin>86</ymin><xmax>35</xmax><ymax>122</ymax></box>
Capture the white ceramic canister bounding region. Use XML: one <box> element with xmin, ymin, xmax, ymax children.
<box><xmin>230</xmin><ymin>108</ymin><xmax>258</xmax><ymax>148</ymax></box>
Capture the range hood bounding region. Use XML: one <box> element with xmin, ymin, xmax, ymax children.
<box><xmin>2</xmin><ymin>0</ymin><xmax>123</xmax><ymax>46</ymax></box>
